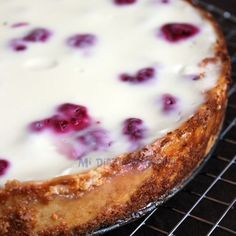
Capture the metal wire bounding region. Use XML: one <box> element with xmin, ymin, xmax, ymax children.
<box><xmin>127</xmin><ymin>1</ymin><xmax>236</xmax><ymax>235</ymax></box>
<box><xmin>167</xmin><ymin>156</ymin><xmax>236</xmax><ymax>236</ymax></box>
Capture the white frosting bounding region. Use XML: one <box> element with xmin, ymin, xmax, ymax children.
<box><xmin>0</xmin><ymin>0</ymin><xmax>221</xmax><ymax>185</ymax></box>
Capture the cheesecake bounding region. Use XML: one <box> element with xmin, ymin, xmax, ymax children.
<box><xmin>0</xmin><ymin>0</ymin><xmax>230</xmax><ymax>235</ymax></box>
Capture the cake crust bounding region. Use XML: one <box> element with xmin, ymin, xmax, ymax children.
<box><xmin>0</xmin><ymin>1</ymin><xmax>231</xmax><ymax>235</ymax></box>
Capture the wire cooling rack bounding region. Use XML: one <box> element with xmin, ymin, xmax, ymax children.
<box><xmin>104</xmin><ymin>1</ymin><xmax>236</xmax><ymax>235</ymax></box>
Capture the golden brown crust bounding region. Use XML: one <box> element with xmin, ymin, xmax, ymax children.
<box><xmin>0</xmin><ymin>1</ymin><xmax>231</xmax><ymax>235</ymax></box>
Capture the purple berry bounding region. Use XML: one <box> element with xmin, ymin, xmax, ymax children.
<box><xmin>23</xmin><ymin>28</ymin><xmax>52</xmax><ymax>43</ymax></box>
<box><xmin>0</xmin><ymin>159</ymin><xmax>10</xmax><ymax>176</ymax></box>
<box><xmin>67</xmin><ymin>34</ymin><xmax>96</xmax><ymax>49</ymax></box>
<box><xmin>161</xmin><ymin>94</ymin><xmax>178</xmax><ymax>112</ymax></box>
<box><xmin>160</xmin><ymin>23</ymin><xmax>199</xmax><ymax>42</ymax></box>
<box><xmin>29</xmin><ymin>118</ymin><xmax>52</xmax><ymax>132</ymax></box>
<box><xmin>57</xmin><ymin>103</ymin><xmax>87</xmax><ymax>118</ymax></box>
<box><xmin>70</xmin><ymin>116</ymin><xmax>91</xmax><ymax>131</ymax></box>
<box><xmin>10</xmin><ymin>39</ymin><xmax>27</xmax><ymax>52</ymax></box>
<box><xmin>114</xmin><ymin>0</ymin><xmax>137</xmax><ymax>5</ymax></box>
<box><xmin>136</xmin><ymin>67</ymin><xmax>155</xmax><ymax>82</ymax></box>
<box><xmin>51</xmin><ymin>116</ymin><xmax>72</xmax><ymax>134</ymax></box>
<box><xmin>120</xmin><ymin>74</ymin><xmax>136</xmax><ymax>83</ymax></box>
<box><xmin>31</xmin><ymin>116</ymin><xmax>72</xmax><ymax>134</ymax></box>
<box><xmin>123</xmin><ymin>118</ymin><xmax>146</xmax><ymax>141</ymax></box>
<box><xmin>119</xmin><ymin>67</ymin><xmax>155</xmax><ymax>84</ymax></box>
<box><xmin>30</xmin><ymin>121</ymin><xmax>45</xmax><ymax>132</ymax></box>
<box><xmin>30</xmin><ymin>103</ymin><xmax>91</xmax><ymax>134</ymax></box>
<box><xmin>57</xmin><ymin>103</ymin><xmax>91</xmax><ymax>131</ymax></box>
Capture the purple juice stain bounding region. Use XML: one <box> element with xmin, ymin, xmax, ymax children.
<box><xmin>77</xmin><ymin>129</ymin><xmax>112</xmax><ymax>153</ymax></box>
<box><xmin>123</xmin><ymin>118</ymin><xmax>146</xmax><ymax>142</ymax></box>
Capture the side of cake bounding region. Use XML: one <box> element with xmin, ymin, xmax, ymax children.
<box><xmin>0</xmin><ymin>0</ymin><xmax>230</xmax><ymax>235</ymax></box>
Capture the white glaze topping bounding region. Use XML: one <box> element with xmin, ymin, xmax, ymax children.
<box><xmin>0</xmin><ymin>0</ymin><xmax>221</xmax><ymax>185</ymax></box>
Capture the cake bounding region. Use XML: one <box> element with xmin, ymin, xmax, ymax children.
<box><xmin>0</xmin><ymin>0</ymin><xmax>231</xmax><ymax>235</ymax></box>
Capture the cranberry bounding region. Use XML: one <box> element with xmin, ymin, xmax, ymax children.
<box><xmin>161</xmin><ymin>94</ymin><xmax>178</xmax><ymax>112</ymax></box>
<box><xmin>23</xmin><ymin>28</ymin><xmax>52</xmax><ymax>42</ymax></box>
<box><xmin>57</xmin><ymin>103</ymin><xmax>87</xmax><ymax>118</ymax></box>
<box><xmin>70</xmin><ymin>116</ymin><xmax>91</xmax><ymax>131</ymax></box>
<box><xmin>51</xmin><ymin>116</ymin><xmax>71</xmax><ymax>134</ymax></box>
<box><xmin>0</xmin><ymin>159</ymin><xmax>10</xmax><ymax>176</ymax></box>
<box><xmin>160</xmin><ymin>23</ymin><xmax>199</xmax><ymax>42</ymax></box>
<box><xmin>114</xmin><ymin>0</ymin><xmax>137</xmax><ymax>5</ymax></box>
<box><xmin>123</xmin><ymin>118</ymin><xmax>146</xmax><ymax>141</ymax></box>
<box><xmin>120</xmin><ymin>67</ymin><xmax>155</xmax><ymax>84</ymax></box>
<box><xmin>136</xmin><ymin>67</ymin><xmax>155</xmax><ymax>82</ymax></box>
<box><xmin>67</xmin><ymin>34</ymin><xmax>96</xmax><ymax>49</ymax></box>
<box><xmin>29</xmin><ymin>118</ymin><xmax>52</xmax><ymax>132</ymax></box>
<box><xmin>10</xmin><ymin>39</ymin><xmax>27</xmax><ymax>52</ymax></box>
<box><xmin>120</xmin><ymin>74</ymin><xmax>136</xmax><ymax>83</ymax></box>
<box><xmin>57</xmin><ymin>103</ymin><xmax>91</xmax><ymax>131</ymax></box>
<box><xmin>30</xmin><ymin>103</ymin><xmax>91</xmax><ymax>134</ymax></box>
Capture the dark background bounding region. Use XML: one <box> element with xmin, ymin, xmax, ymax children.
<box><xmin>205</xmin><ymin>0</ymin><xmax>236</xmax><ymax>14</ymax></box>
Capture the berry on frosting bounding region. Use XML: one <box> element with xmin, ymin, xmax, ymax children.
<box><xmin>10</xmin><ymin>39</ymin><xmax>27</xmax><ymax>52</ymax></box>
<box><xmin>30</xmin><ymin>118</ymin><xmax>52</xmax><ymax>132</ymax></box>
<box><xmin>30</xmin><ymin>103</ymin><xmax>91</xmax><ymax>134</ymax></box>
<box><xmin>161</xmin><ymin>94</ymin><xmax>178</xmax><ymax>112</ymax></box>
<box><xmin>120</xmin><ymin>67</ymin><xmax>155</xmax><ymax>84</ymax></box>
<box><xmin>51</xmin><ymin>116</ymin><xmax>72</xmax><ymax>134</ymax></box>
<box><xmin>114</xmin><ymin>0</ymin><xmax>137</xmax><ymax>5</ymax></box>
<box><xmin>160</xmin><ymin>23</ymin><xmax>199</xmax><ymax>42</ymax></box>
<box><xmin>29</xmin><ymin>103</ymin><xmax>112</xmax><ymax>160</ymax></box>
<box><xmin>123</xmin><ymin>118</ymin><xmax>146</xmax><ymax>141</ymax></box>
<box><xmin>10</xmin><ymin>27</ymin><xmax>51</xmax><ymax>52</ymax></box>
<box><xmin>0</xmin><ymin>159</ymin><xmax>10</xmax><ymax>177</ymax></box>
<box><xmin>67</xmin><ymin>34</ymin><xmax>96</xmax><ymax>49</ymax></box>
<box><xmin>70</xmin><ymin>116</ymin><xmax>90</xmax><ymax>131</ymax></box>
<box><xmin>23</xmin><ymin>28</ymin><xmax>52</xmax><ymax>43</ymax></box>
<box><xmin>120</xmin><ymin>74</ymin><xmax>135</xmax><ymax>83</ymax></box>
<box><xmin>57</xmin><ymin>103</ymin><xmax>87</xmax><ymax>118</ymax></box>
<box><xmin>136</xmin><ymin>68</ymin><xmax>155</xmax><ymax>82</ymax></box>
<box><xmin>58</xmin><ymin>103</ymin><xmax>91</xmax><ymax>131</ymax></box>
